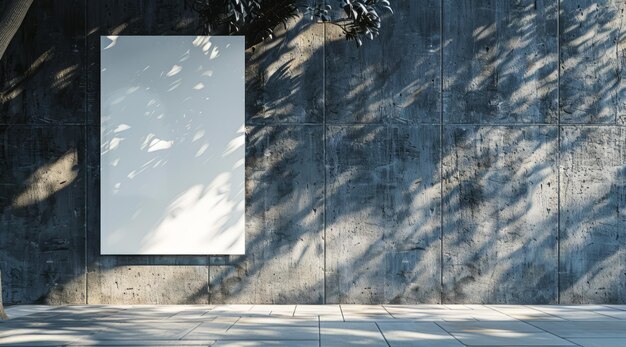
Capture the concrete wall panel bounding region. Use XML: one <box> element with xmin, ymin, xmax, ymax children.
<box><xmin>560</xmin><ymin>0</ymin><xmax>626</xmax><ymax>124</ymax></box>
<box><xmin>325</xmin><ymin>0</ymin><xmax>441</xmax><ymax>124</ymax></box>
<box><xmin>86</xmin><ymin>265</ymin><xmax>208</xmax><ymax>304</ymax></box>
<box><xmin>209</xmin><ymin>126</ymin><xmax>325</xmax><ymax>304</ymax></box>
<box><xmin>0</xmin><ymin>0</ymin><xmax>86</xmax><ymax>125</ymax></box>
<box><xmin>0</xmin><ymin>126</ymin><xmax>85</xmax><ymax>304</ymax></box>
<box><xmin>443</xmin><ymin>0</ymin><xmax>558</xmax><ymax>124</ymax></box>
<box><xmin>246</xmin><ymin>23</ymin><xmax>324</xmax><ymax>124</ymax></box>
<box><xmin>325</xmin><ymin>125</ymin><xmax>441</xmax><ymax>303</ymax></box>
<box><xmin>559</xmin><ymin>126</ymin><xmax>626</xmax><ymax>303</ymax></box>
<box><xmin>442</xmin><ymin>126</ymin><xmax>558</xmax><ymax>303</ymax></box>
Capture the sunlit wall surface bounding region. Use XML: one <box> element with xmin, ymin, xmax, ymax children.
<box><xmin>100</xmin><ymin>36</ymin><xmax>245</xmax><ymax>255</ymax></box>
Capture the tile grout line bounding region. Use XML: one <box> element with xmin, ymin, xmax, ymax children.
<box><xmin>374</xmin><ymin>322</ymin><xmax>391</xmax><ymax>347</ymax></box>
<box><xmin>177</xmin><ymin>321</ymin><xmax>204</xmax><ymax>341</ymax></box>
<box><xmin>381</xmin><ymin>305</ymin><xmax>395</xmax><ymax>319</ymax></box>
<box><xmin>481</xmin><ymin>305</ymin><xmax>520</xmax><ymax>320</ymax></box>
<box><xmin>522</xmin><ymin>320</ymin><xmax>584</xmax><ymax>347</ymax></box>
<box><xmin>603</xmin><ymin>304</ymin><xmax>626</xmax><ymax>312</ymax></box>
<box><xmin>432</xmin><ymin>321</ymin><xmax>468</xmax><ymax>346</ymax></box>
<box><xmin>530</xmin><ymin>304</ymin><xmax>623</xmax><ymax>321</ymax></box>
<box><xmin>318</xmin><ymin>315</ymin><xmax>321</xmax><ymax>347</ymax></box>
<box><xmin>224</xmin><ymin>317</ymin><xmax>241</xmax><ymax>332</ymax></box>
<box><xmin>521</xmin><ymin>305</ymin><xmax>566</xmax><ymax>320</ymax></box>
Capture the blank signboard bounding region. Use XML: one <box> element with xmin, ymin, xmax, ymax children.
<box><xmin>100</xmin><ymin>36</ymin><xmax>245</xmax><ymax>255</ymax></box>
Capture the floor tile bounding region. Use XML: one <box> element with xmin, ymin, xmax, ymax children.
<box><xmin>219</xmin><ymin>325</ymin><xmax>319</xmax><ymax>340</ymax></box>
<box><xmin>69</xmin><ymin>339</ymin><xmax>214</xmax><ymax>346</ymax></box>
<box><xmin>87</xmin><ymin>321</ymin><xmax>201</xmax><ymax>341</ymax></box>
<box><xmin>342</xmin><ymin>314</ymin><xmax>397</xmax><ymax>322</ymax></box>
<box><xmin>248</xmin><ymin>305</ymin><xmax>296</xmax><ymax>316</ymax></box>
<box><xmin>450</xmin><ymin>331</ymin><xmax>574</xmax><ymax>346</ymax></box>
<box><xmin>382</xmin><ymin>307</ymin><xmax>474</xmax><ymax>321</ymax></box>
<box><xmin>4</xmin><ymin>305</ymin><xmax>54</xmax><ymax>319</ymax></box>
<box><xmin>595</xmin><ymin>310</ymin><xmax>626</xmax><ymax>320</ymax></box>
<box><xmin>185</xmin><ymin>317</ymin><xmax>318</xmax><ymax>340</ymax></box>
<box><xmin>568</xmin><ymin>337</ymin><xmax>626</xmax><ymax>347</ymax></box>
<box><xmin>340</xmin><ymin>305</ymin><xmax>394</xmax><ymax>321</ymax></box>
<box><xmin>526</xmin><ymin>305</ymin><xmax>620</xmax><ymax>321</ymax></box>
<box><xmin>212</xmin><ymin>341</ymin><xmax>318</xmax><ymax>347</ymax></box>
<box><xmin>320</xmin><ymin>322</ymin><xmax>387</xmax><ymax>347</ymax></box>
<box><xmin>377</xmin><ymin>322</ymin><xmax>464</xmax><ymax>347</ymax></box>
<box><xmin>486</xmin><ymin>305</ymin><xmax>565</xmax><ymax>321</ymax></box>
<box><xmin>235</xmin><ymin>317</ymin><xmax>318</xmax><ymax>326</ymax></box>
<box><xmin>438</xmin><ymin>321</ymin><xmax>544</xmax><ymax>333</ymax></box>
<box><xmin>528</xmin><ymin>320</ymin><xmax>626</xmax><ymax>338</ymax></box>
<box><xmin>340</xmin><ymin>305</ymin><xmax>389</xmax><ymax>315</ymax></box>
<box><xmin>0</xmin><ymin>327</ymin><xmax>93</xmax><ymax>346</ymax></box>
<box><xmin>295</xmin><ymin>305</ymin><xmax>344</xmax><ymax>321</ymax></box>
<box><xmin>182</xmin><ymin>317</ymin><xmax>240</xmax><ymax>340</ymax></box>
<box><xmin>439</xmin><ymin>317</ymin><xmax>574</xmax><ymax>346</ymax></box>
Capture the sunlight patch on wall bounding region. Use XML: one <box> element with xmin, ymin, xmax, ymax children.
<box><xmin>12</xmin><ymin>150</ymin><xmax>78</xmax><ymax>208</ymax></box>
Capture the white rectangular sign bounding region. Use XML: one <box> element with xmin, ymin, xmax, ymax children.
<box><xmin>100</xmin><ymin>36</ymin><xmax>245</xmax><ymax>255</ymax></box>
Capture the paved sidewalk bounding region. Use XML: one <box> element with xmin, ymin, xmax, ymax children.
<box><xmin>1</xmin><ymin>304</ymin><xmax>625</xmax><ymax>346</ymax></box>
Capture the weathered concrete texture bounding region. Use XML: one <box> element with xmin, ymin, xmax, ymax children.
<box><xmin>325</xmin><ymin>1</ymin><xmax>440</xmax><ymax>124</ymax></box>
<box><xmin>559</xmin><ymin>126</ymin><xmax>626</xmax><ymax>303</ymax></box>
<box><xmin>560</xmin><ymin>0</ymin><xmax>626</xmax><ymax>124</ymax></box>
<box><xmin>0</xmin><ymin>126</ymin><xmax>85</xmax><ymax>304</ymax></box>
<box><xmin>246</xmin><ymin>22</ymin><xmax>324</xmax><ymax>124</ymax></box>
<box><xmin>0</xmin><ymin>0</ymin><xmax>86</xmax><ymax>125</ymax></box>
<box><xmin>210</xmin><ymin>126</ymin><xmax>325</xmax><ymax>304</ymax></box>
<box><xmin>86</xmin><ymin>265</ymin><xmax>209</xmax><ymax>304</ymax></box>
<box><xmin>442</xmin><ymin>126</ymin><xmax>558</xmax><ymax>303</ymax></box>
<box><xmin>85</xmin><ymin>0</ymin><xmax>199</xmax><ymax>125</ymax></box>
<box><xmin>3</xmin><ymin>0</ymin><xmax>626</xmax><ymax>306</ymax></box>
<box><xmin>325</xmin><ymin>125</ymin><xmax>441</xmax><ymax>304</ymax></box>
<box><xmin>443</xmin><ymin>0</ymin><xmax>558</xmax><ymax>124</ymax></box>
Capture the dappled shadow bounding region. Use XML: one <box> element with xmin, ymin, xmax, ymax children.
<box><xmin>0</xmin><ymin>0</ymin><xmax>625</xmax><ymax>306</ymax></box>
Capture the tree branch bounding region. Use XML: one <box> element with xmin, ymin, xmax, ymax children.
<box><xmin>0</xmin><ymin>0</ymin><xmax>34</xmax><ymax>61</ymax></box>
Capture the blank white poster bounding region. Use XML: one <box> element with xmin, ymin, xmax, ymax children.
<box><xmin>100</xmin><ymin>36</ymin><xmax>245</xmax><ymax>255</ymax></box>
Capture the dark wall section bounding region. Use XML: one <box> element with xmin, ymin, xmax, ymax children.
<box><xmin>0</xmin><ymin>0</ymin><xmax>624</xmax><ymax>304</ymax></box>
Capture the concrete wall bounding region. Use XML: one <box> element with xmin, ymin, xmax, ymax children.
<box><xmin>0</xmin><ymin>0</ymin><xmax>624</xmax><ymax>305</ymax></box>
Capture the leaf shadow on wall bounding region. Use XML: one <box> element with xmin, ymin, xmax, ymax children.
<box><xmin>0</xmin><ymin>0</ymin><xmax>624</xmax><ymax>305</ymax></box>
